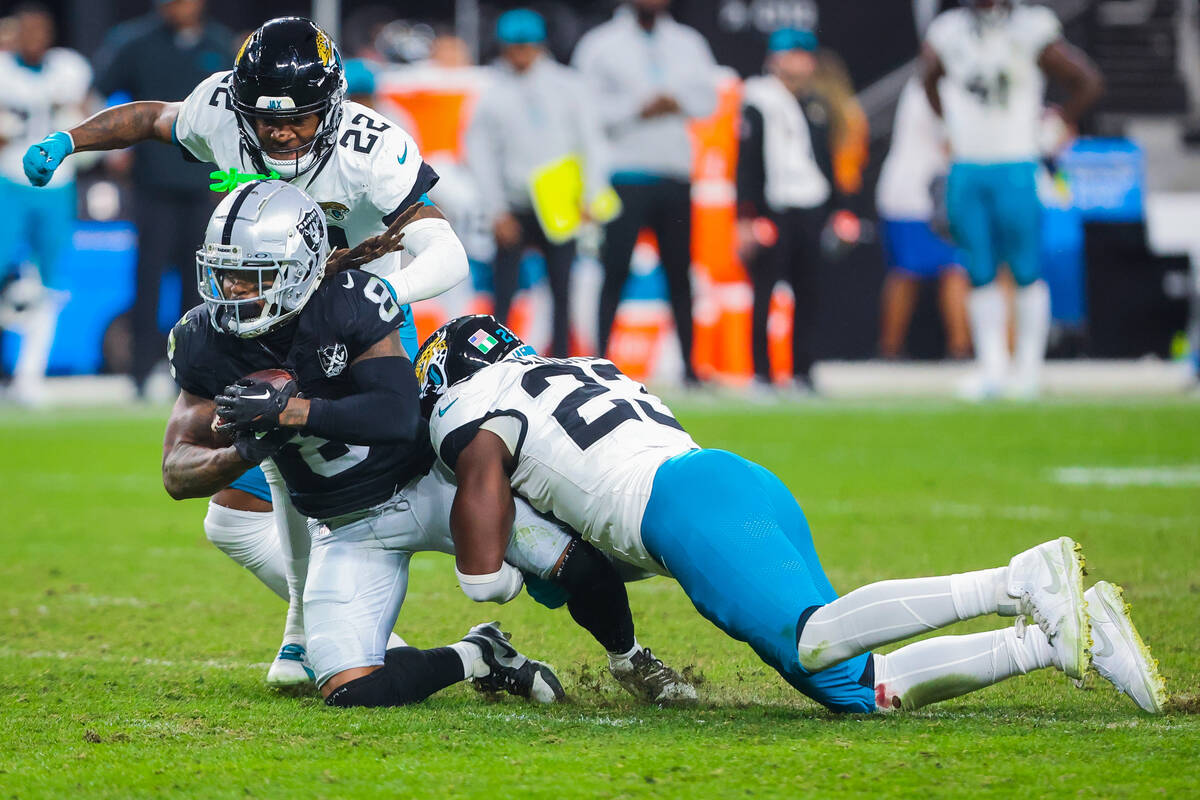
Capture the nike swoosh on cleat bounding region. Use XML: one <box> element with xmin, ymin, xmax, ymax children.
<box><xmin>1092</xmin><ymin>622</ymin><xmax>1115</xmax><ymax>659</ymax></box>
<box><xmin>1041</xmin><ymin>550</ymin><xmax>1064</xmax><ymax>595</ymax></box>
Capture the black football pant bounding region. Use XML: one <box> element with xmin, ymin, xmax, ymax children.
<box><xmin>131</xmin><ymin>188</ymin><xmax>212</xmax><ymax>392</ymax></box>
<box><xmin>598</xmin><ymin>179</ymin><xmax>696</xmax><ymax>382</ymax></box>
<box><xmin>491</xmin><ymin>211</ymin><xmax>574</xmax><ymax>359</ymax></box>
<box><xmin>749</xmin><ymin>205</ymin><xmax>826</xmax><ymax>382</ymax></box>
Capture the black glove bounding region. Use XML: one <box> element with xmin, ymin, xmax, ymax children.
<box><xmin>215</xmin><ymin>377</ymin><xmax>299</xmax><ymax>433</ymax></box>
<box><xmin>232</xmin><ymin>426</ymin><xmax>293</xmax><ymax>465</ymax></box>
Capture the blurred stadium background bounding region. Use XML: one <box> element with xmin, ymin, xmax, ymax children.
<box><xmin>1</xmin><ymin>0</ymin><xmax>1198</xmax><ymax>401</ymax></box>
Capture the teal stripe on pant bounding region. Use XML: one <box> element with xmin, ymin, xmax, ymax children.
<box><xmin>640</xmin><ymin>449</ymin><xmax>875</xmax><ymax>713</ymax></box>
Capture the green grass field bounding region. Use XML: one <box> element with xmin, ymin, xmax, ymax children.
<box><xmin>1</xmin><ymin>399</ymin><xmax>1197</xmax><ymax>798</ymax></box>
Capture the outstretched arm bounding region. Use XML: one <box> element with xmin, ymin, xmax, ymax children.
<box><xmin>24</xmin><ymin>101</ymin><xmax>180</xmax><ymax>186</ymax></box>
<box><xmin>70</xmin><ymin>101</ymin><xmax>179</xmax><ymax>151</ymax></box>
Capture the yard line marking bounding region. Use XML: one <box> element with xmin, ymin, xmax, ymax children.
<box><xmin>806</xmin><ymin>498</ymin><xmax>1197</xmax><ymax>528</ymax></box>
<box><xmin>1050</xmin><ymin>466</ymin><xmax>1200</xmax><ymax>488</ymax></box>
<box><xmin>0</xmin><ymin>646</ymin><xmax>269</xmax><ymax>671</ymax></box>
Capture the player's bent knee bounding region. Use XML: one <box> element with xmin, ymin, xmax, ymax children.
<box><xmin>324</xmin><ymin>667</ymin><xmax>395</xmax><ymax>707</ymax></box>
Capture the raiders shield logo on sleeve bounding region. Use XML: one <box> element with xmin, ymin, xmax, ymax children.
<box><xmin>318</xmin><ymin>342</ymin><xmax>348</xmax><ymax>377</ymax></box>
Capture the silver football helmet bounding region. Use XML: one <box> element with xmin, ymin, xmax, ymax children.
<box><xmin>196</xmin><ymin>180</ymin><xmax>328</xmax><ymax>337</ymax></box>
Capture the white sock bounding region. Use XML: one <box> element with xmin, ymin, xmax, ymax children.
<box><xmin>872</xmin><ymin>623</ymin><xmax>1056</xmax><ymax>711</ymax></box>
<box><xmin>263</xmin><ymin>460</ymin><xmax>309</xmax><ymax>646</ymax></box>
<box><xmin>11</xmin><ymin>290</ymin><xmax>60</xmax><ymax>405</ymax></box>
<box><xmin>1013</xmin><ymin>280</ymin><xmax>1050</xmax><ymax>391</ymax></box>
<box><xmin>967</xmin><ymin>283</ymin><xmax>1009</xmax><ymax>388</ymax></box>
<box><xmin>797</xmin><ymin>567</ymin><xmax>1009</xmax><ymax>672</ymax></box>
<box><xmin>449</xmin><ymin>641</ymin><xmax>485</xmax><ymax>679</ymax></box>
<box><xmin>203</xmin><ymin>501</ymin><xmax>288</xmax><ymax>601</ymax></box>
<box><xmin>608</xmin><ymin>639</ymin><xmax>642</xmax><ymax>668</ymax></box>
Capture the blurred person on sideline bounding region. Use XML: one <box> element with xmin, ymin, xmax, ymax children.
<box><xmin>91</xmin><ymin>0</ymin><xmax>233</xmax><ymax>398</ymax></box>
<box><xmin>736</xmin><ymin>28</ymin><xmax>853</xmax><ymax>396</ymax></box>
<box><xmin>465</xmin><ymin>9</ymin><xmax>612</xmax><ymax>357</ymax></box>
<box><xmin>0</xmin><ymin>3</ymin><xmax>90</xmax><ymax>406</ymax></box>
<box><xmin>572</xmin><ymin>0</ymin><xmax>716</xmax><ymax>386</ymax></box>
<box><xmin>922</xmin><ymin>0</ymin><xmax>1101</xmax><ymax>399</ymax></box>
<box><xmin>876</xmin><ymin>77</ymin><xmax>971</xmax><ymax>361</ymax></box>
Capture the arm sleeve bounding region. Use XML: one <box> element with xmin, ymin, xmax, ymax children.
<box><xmin>463</xmin><ymin>92</ymin><xmax>508</xmax><ymax>219</ymax></box>
<box><xmin>736</xmin><ymin>104</ymin><xmax>767</xmax><ymax>219</ymax></box>
<box><xmin>304</xmin><ymin>355</ymin><xmax>422</xmax><ymax>445</ymax></box>
<box><xmin>364</xmin><ymin>216</ymin><xmax>468</xmax><ymax>305</ymax></box>
<box><xmin>672</xmin><ymin>31</ymin><xmax>719</xmax><ymax>119</ymax></box>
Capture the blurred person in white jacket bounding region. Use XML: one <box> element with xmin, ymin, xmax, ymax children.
<box><xmin>572</xmin><ymin>0</ymin><xmax>717</xmax><ymax>385</ymax></box>
<box><xmin>464</xmin><ymin>9</ymin><xmax>610</xmax><ymax>357</ymax></box>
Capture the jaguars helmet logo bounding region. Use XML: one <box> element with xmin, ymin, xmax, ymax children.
<box><xmin>315</xmin><ymin>31</ymin><xmax>333</xmax><ymax>65</ymax></box>
<box><xmin>236</xmin><ymin>34</ymin><xmax>251</xmax><ymax>65</ymax></box>
<box><xmin>414</xmin><ymin>329</ymin><xmax>449</xmax><ymax>406</ymax></box>
<box><xmin>319</xmin><ymin>201</ymin><xmax>350</xmax><ymax>223</ymax></box>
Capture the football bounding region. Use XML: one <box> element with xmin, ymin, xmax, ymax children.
<box><xmin>242</xmin><ymin>368</ymin><xmax>296</xmax><ymax>391</ymax></box>
<box><xmin>211</xmin><ymin>368</ymin><xmax>296</xmax><ymax>439</ymax></box>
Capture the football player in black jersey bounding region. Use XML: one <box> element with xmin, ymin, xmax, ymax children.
<box><xmin>163</xmin><ymin>180</ymin><xmax>574</xmax><ymax>707</ymax></box>
<box><xmin>26</xmin><ymin>16</ymin><xmax>473</xmax><ymax>691</ymax></box>
<box><xmin>163</xmin><ymin>180</ymin><xmax>694</xmax><ymax>708</ymax></box>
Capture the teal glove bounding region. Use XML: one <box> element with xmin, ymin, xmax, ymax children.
<box><xmin>23</xmin><ymin>131</ymin><xmax>73</xmax><ymax>187</ymax></box>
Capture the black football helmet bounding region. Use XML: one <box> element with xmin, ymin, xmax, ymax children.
<box><xmin>414</xmin><ymin>315</ymin><xmax>536</xmax><ymax>418</ymax></box>
<box><xmin>231</xmin><ymin>17</ymin><xmax>345</xmax><ymax>179</ymax></box>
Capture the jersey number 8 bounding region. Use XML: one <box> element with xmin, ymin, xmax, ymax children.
<box><xmin>363</xmin><ymin>276</ymin><xmax>400</xmax><ymax>322</ymax></box>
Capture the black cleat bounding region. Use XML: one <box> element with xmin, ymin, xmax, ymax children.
<box><xmin>463</xmin><ymin>622</ymin><xmax>566</xmax><ymax>704</ymax></box>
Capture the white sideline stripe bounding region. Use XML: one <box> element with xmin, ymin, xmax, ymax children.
<box><xmin>0</xmin><ymin>647</ymin><xmax>268</xmax><ymax>671</ymax></box>
<box><xmin>808</xmin><ymin>498</ymin><xmax>1198</xmax><ymax>528</ymax></box>
<box><xmin>1051</xmin><ymin>466</ymin><xmax>1200</xmax><ymax>487</ymax></box>
<box><xmin>8</xmin><ymin>359</ymin><xmax>1196</xmax><ymax>406</ymax></box>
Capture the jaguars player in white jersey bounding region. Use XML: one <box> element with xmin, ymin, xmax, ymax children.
<box><xmin>922</xmin><ymin>0</ymin><xmax>1102</xmax><ymax>399</ymax></box>
<box><xmin>416</xmin><ymin>315</ymin><xmax>1167</xmax><ymax>714</ymax></box>
<box><xmin>22</xmin><ymin>17</ymin><xmax>468</xmax><ymax>687</ymax></box>
<box><xmin>0</xmin><ymin>4</ymin><xmax>90</xmax><ymax>406</ymax></box>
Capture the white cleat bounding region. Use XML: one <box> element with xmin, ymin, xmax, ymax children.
<box><xmin>609</xmin><ymin>648</ymin><xmax>697</xmax><ymax>705</ymax></box>
<box><xmin>1081</xmin><ymin>582</ymin><xmax>1167</xmax><ymax>714</ymax></box>
<box><xmin>1006</xmin><ymin>537</ymin><xmax>1090</xmax><ymax>680</ymax></box>
<box><xmin>266</xmin><ymin>642</ymin><xmax>315</xmax><ymax>688</ymax></box>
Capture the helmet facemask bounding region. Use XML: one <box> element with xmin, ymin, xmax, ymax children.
<box><xmin>233</xmin><ymin>83</ymin><xmax>345</xmax><ymax>180</ymax></box>
<box><xmin>197</xmin><ymin>182</ymin><xmax>328</xmax><ymax>338</ymax></box>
